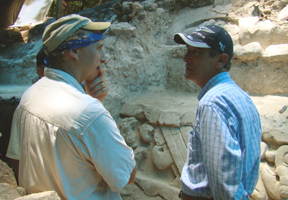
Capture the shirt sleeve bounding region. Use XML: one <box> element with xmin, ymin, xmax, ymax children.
<box><xmin>83</xmin><ymin>111</ymin><xmax>135</xmax><ymax>192</ymax></box>
<box><xmin>6</xmin><ymin>109</ymin><xmax>20</xmax><ymax>160</ymax></box>
<box><xmin>199</xmin><ymin>105</ymin><xmax>249</xmax><ymax>200</ymax></box>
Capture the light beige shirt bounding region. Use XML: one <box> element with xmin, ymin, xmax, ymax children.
<box><xmin>7</xmin><ymin>68</ymin><xmax>135</xmax><ymax>200</ymax></box>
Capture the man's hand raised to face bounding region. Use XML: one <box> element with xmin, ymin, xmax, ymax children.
<box><xmin>84</xmin><ymin>69</ymin><xmax>109</xmax><ymax>102</ymax></box>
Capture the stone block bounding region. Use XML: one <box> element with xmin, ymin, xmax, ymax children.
<box><xmin>159</xmin><ymin>110</ymin><xmax>180</xmax><ymax>127</ymax></box>
<box><xmin>120</xmin><ymin>103</ymin><xmax>145</xmax><ymax>120</ymax></box>
<box><xmin>238</xmin><ymin>17</ymin><xmax>260</xmax><ymax>45</ymax></box>
<box><xmin>109</xmin><ymin>22</ymin><xmax>136</xmax><ymax>38</ymax></box>
<box><xmin>180</xmin><ymin>111</ymin><xmax>194</xmax><ymax>126</ymax></box>
<box><xmin>144</xmin><ymin>107</ymin><xmax>161</xmax><ymax>125</ymax></box>
<box><xmin>263</xmin><ymin>44</ymin><xmax>288</xmax><ymax>62</ymax></box>
<box><xmin>234</xmin><ymin>42</ymin><xmax>262</xmax><ymax>61</ymax></box>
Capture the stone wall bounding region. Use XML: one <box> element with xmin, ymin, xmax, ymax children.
<box><xmin>0</xmin><ymin>0</ymin><xmax>288</xmax><ymax>199</ymax></box>
<box><xmin>118</xmin><ymin>92</ymin><xmax>288</xmax><ymax>200</ymax></box>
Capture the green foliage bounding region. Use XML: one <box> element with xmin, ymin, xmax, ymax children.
<box><xmin>48</xmin><ymin>0</ymin><xmax>112</xmax><ymax>17</ymax></box>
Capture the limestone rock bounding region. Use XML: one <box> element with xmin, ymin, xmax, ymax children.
<box><xmin>238</xmin><ymin>17</ymin><xmax>259</xmax><ymax>44</ymax></box>
<box><xmin>160</xmin><ymin>127</ymin><xmax>186</xmax><ymax>175</ymax></box>
<box><xmin>239</xmin><ymin>18</ymin><xmax>277</xmax><ymax>48</ymax></box>
<box><xmin>16</xmin><ymin>187</ymin><xmax>26</xmax><ymax>196</ymax></box>
<box><xmin>109</xmin><ymin>22</ymin><xmax>136</xmax><ymax>38</ymax></box>
<box><xmin>234</xmin><ymin>42</ymin><xmax>262</xmax><ymax>61</ymax></box>
<box><xmin>144</xmin><ymin>107</ymin><xmax>161</xmax><ymax>125</ymax></box>
<box><xmin>143</xmin><ymin>2</ymin><xmax>158</xmax><ymax>12</ymax></box>
<box><xmin>263</xmin><ymin>44</ymin><xmax>288</xmax><ymax>62</ymax></box>
<box><xmin>139</xmin><ymin>124</ymin><xmax>154</xmax><ymax>143</ymax></box>
<box><xmin>134</xmin><ymin>146</ymin><xmax>148</xmax><ymax>162</ymax></box>
<box><xmin>118</xmin><ymin>117</ymin><xmax>139</xmax><ymax>149</ymax></box>
<box><xmin>265</xmin><ymin>150</ymin><xmax>276</xmax><ymax>163</ymax></box>
<box><xmin>153</xmin><ymin>128</ymin><xmax>165</xmax><ymax>146</ymax></box>
<box><xmin>239</xmin><ymin>18</ymin><xmax>288</xmax><ymax>49</ymax></box>
<box><xmin>260</xmin><ymin>142</ymin><xmax>268</xmax><ymax>160</ymax></box>
<box><xmin>14</xmin><ymin>191</ymin><xmax>61</xmax><ymax>200</ymax></box>
<box><xmin>180</xmin><ymin>111</ymin><xmax>193</xmax><ymax>126</ymax></box>
<box><xmin>251</xmin><ymin>166</ymin><xmax>268</xmax><ymax>200</ymax></box>
<box><xmin>159</xmin><ymin>110</ymin><xmax>181</xmax><ymax>127</ymax></box>
<box><xmin>275</xmin><ymin>145</ymin><xmax>288</xmax><ymax>167</ymax></box>
<box><xmin>135</xmin><ymin>174</ymin><xmax>180</xmax><ymax>199</ymax></box>
<box><xmin>257</xmin><ymin>20</ymin><xmax>276</xmax><ymax>35</ymax></box>
<box><xmin>260</xmin><ymin>146</ymin><xmax>288</xmax><ymax>200</ymax></box>
<box><xmin>253</xmin><ymin>96</ymin><xmax>288</xmax><ymax>146</ymax></box>
<box><xmin>278</xmin><ymin>5</ymin><xmax>288</xmax><ymax>21</ymax></box>
<box><xmin>128</xmin><ymin>2</ymin><xmax>145</xmax><ymax>19</ymax></box>
<box><xmin>260</xmin><ymin>163</ymin><xmax>278</xmax><ymax>199</ymax></box>
<box><xmin>131</xmin><ymin>45</ymin><xmax>145</xmax><ymax>59</ymax></box>
<box><xmin>155</xmin><ymin>8</ymin><xmax>165</xmax><ymax>17</ymax></box>
<box><xmin>0</xmin><ymin>159</ymin><xmax>17</xmax><ymax>187</ymax></box>
<box><xmin>120</xmin><ymin>103</ymin><xmax>145</xmax><ymax>120</ymax></box>
<box><xmin>275</xmin><ymin>145</ymin><xmax>288</xmax><ymax>199</ymax></box>
<box><xmin>262</xmin><ymin>128</ymin><xmax>288</xmax><ymax>146</ymax></box>
<box><xmin>152</xmin><ymin>145</ymin><xmax>174</xmax><ymax>170</ymax></box>
<box><xmin>0</xmin><ymin>183</ymin><xmax>23</xmax><ymax>200</ymax></box>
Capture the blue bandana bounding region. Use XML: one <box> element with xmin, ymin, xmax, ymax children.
<box><xmin>44</xmin><ymin>33</ymin><xmax>104</xmax><ymax>65</ymax></box>
<box><xmin>56</xmin><ymin>33</ymin><xmax>104</xmax><ymax>52</ymax></box>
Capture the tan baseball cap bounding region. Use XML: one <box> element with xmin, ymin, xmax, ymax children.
<box><xmin>42</xmin><ymin>14</ymin><xmax>111</xmax><ymax>54</ymax></box>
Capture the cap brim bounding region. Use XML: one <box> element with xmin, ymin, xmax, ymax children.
<box><xmin>82</xmin><ymin>22</ymin><xmax>111</xmax><ymax>31</ymax></box>
<box><xmin>173</xmin><ymin>33</ymin><xmax>211</xmax><ymax>48</ymax></box>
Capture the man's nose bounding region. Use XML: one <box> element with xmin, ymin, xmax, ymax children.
<box><xmin>99</xmin><ymin>49</ymin><xmax>106</xmax><ymax>64</ymax></box>
<box><xmin>183</xmin><ymin>52</ymin><xmax>190</xmax><ymax>62</ymax></box>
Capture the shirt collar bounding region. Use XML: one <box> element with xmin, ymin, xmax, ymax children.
<box><xmin>44</xmin><ymin>67</ymin><xmax>85</xmax><ymax>93</ymax></box>
<box><xmin>197</xmin><ymin>72</ymin><xmax>231</xmax><ymax>101</ymax></box>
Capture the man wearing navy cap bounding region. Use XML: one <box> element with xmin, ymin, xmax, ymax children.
<box><xmin>174</xmin><ymin>25</ymin><xmax>262</xmax><ymax>200</ymax></box>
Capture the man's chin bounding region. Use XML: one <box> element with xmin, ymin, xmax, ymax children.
<box><xmin>87</xmin><ymin>71</ymin><xmax>99</xmax><ymax>81</ymax></box>
<box><xmin>184</xmin><ymin>74</ymin><xmax>194</xmax><ymax>81</ymax></box>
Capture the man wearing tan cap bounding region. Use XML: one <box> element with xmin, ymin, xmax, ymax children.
<box><xmin>6</xmin><ymin>14</ymin><xmax>136</xmax><ymax>200</ymax></box>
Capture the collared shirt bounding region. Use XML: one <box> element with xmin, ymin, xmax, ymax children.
<box><xmin>6</xmin><ymin>68</ymin><xmax>135</xmax><ymax>200</ymax></box>
<box><xmin>181</xmin><ymin>72</ymin><xmax>262</xmax><ymax>200</ymax></box>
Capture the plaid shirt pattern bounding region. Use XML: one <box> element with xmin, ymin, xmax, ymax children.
<box><xmin>181</xmin><ymin>72</ymin><xmax>262</xmax><ymax>200</ymax></box>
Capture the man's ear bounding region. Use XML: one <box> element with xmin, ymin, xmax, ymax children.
<box><xmin>216</xmin><ymin>53</ymin><xmax>228</xmax><ymax>69</ymax></box>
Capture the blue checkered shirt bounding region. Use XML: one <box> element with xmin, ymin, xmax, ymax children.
<box><xmin>181</xmin><ymin>72</ymin><xmax>262</xmax><ymax>200</ymax></box>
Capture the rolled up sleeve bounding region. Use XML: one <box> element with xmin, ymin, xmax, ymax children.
<box><xmin>83</xmin><ymin>111</ymin><xmax>135</xmax><ymax>192</ymax></box>
<box><xmin>200</xmin><ymin>105</ymin><xmax>246</xmax><ymax>200</ymax></box>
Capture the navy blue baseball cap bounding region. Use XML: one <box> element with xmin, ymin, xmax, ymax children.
<box><xmin>174</xmin><ymin>25</ymin><xmax>234</xmax><ymax>60</ymax></box>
